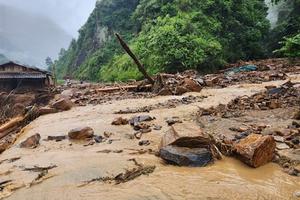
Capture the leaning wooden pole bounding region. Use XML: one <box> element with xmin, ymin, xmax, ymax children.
<box><xmin>115</xmin><ymin>33</ymin><xmax>155</xmax><ymax>84</ymax></box>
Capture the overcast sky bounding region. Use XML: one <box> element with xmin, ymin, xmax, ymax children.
<box><xmin>0</xmin><ymin>0</ymin><xmax>97</xmax><ymax>37</ymax></box>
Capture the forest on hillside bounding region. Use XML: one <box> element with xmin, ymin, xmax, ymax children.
<box><xmin>54</xmin><ymin>0</ymin><xmax>300</xmax><ymax>82</ymax></box>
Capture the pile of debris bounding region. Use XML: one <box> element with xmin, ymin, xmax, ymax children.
<box><xmin>198</xmin><ymin>81</ymin><xmax>300</xmax><ymax>118</ymax></box>
<box><xmin>115</xmin><ymin>95</ymin><xmax>207</xmax><ymax>114</ymax></box>
<box><xmin>202</xmin><ymin>58</ymin><xmax>300</xmax><ymax>88</ymax></box>
<box><xmin>57</xmin><ymin>83</ymin><xmax>155</xmax><ymax>106</ymax></box>
<box><xmin>0</xmin><ymin>90</ymin><xmax>56</xmax><ymax>125</ymax></box>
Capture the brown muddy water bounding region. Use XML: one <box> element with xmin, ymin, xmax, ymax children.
<box><xmin>1</xmin><ymin>79</ymin><xmax>300</xmax><ymax>200</ymax></box>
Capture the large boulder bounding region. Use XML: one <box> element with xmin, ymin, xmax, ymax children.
<box><xmin>20</xmin><ymin>133</ymin><xmax>41</xmax><ymax>149</ymax></box>
<box><xmin>159</xmin><ymin>123</ymin><xmax>211</xmax><ymax>149</ymax></box>
<box><xmin>159</xmin><ymin>123</ymin><xmax>220</xmax><ymax>166</ymax></box>
<box><xmin>160</xmin><ymin>145</ymin><xmax>213</xmax><ymax>167</ymax></box>
<box><xmin>51</xmin><ymin>98</ymin><xmax>73</xmax><ymax>111</ymax></box>
<box><xmin>234</xmin><ymin>134</ymin><xmax>276</xmax><ymax>168</ymax></box>
<box><xmin>68</xmin><ymin>127</ymin><xmax>94</xmax><ymax>140</ymax></box>
<box><xmin>180</xmin><ymin>78</ymin><xmax>202</xmax><ymax>93</ymax></box>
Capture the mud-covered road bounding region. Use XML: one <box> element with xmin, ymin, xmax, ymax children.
<box><xmin>1</xmin><ymin>77</ymin><xmax>300</xmax><ymax>200</ymax></box>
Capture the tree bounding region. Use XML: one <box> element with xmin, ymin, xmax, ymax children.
<box><xmin>45</xmin><ymin>56</ymin><xmax>53</xmax><ymax>70</ymax></box>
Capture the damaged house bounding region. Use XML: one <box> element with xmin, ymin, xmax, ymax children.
<box><xmin>0</xmin><ymin>61</ymin><xmax>53</xmax><ymax>91</ymax></box>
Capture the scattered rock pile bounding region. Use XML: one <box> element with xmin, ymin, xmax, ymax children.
<box><xmin>115</xmin><ymin>95</ymin><xmax>207</xmax><ymax>114</ymax></box>
<box><xmin>202</xmin><ymin>58</ymin><xmax>300</xmax><ymax>87</ymax></box>
<box><xmin>0</xmin><ymin>90</ymin><xmax>56</xmax><ymax>125</ymax></box>
<box><xmin>199</xmin><ymin>81</ymin><xmax>300</xmax><ymax>118</ymax></box>
<box><xmin>152</xmin><ymin>73</ymin><xmax>203</xmax><ymax>95</ymax></box>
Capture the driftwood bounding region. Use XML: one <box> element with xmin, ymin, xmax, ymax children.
<box><xmin>0</xmin><ymin>106</ymin><xmax>40</xmax><ymax>153</ymax></box>
<box><xmin>0</xmin><ymin>117</ymin><xmax>24</xmax><ymax>140</ymax></box>
<box><xmin>115</xmin><ymin>33</ymin><xmax>155</xmax><ymax>84</ymax></box>
<box><xmin>96</xmin><ymin>84</ymin><xmax>152</xmax><ymax>93</ymax></box>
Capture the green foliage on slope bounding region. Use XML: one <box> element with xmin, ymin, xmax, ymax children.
<box><xmin>56</xmin><ymin>0</ymin><xmax>272</xmax><ymax>82</ymax></box>
<box><xmin>269</xmin><ymin>0</ymin><xmax>300</xmax><ymax>53</ymax></box>
<box><xmin>275</xmin><ymin>33</ymin><xmax>300</xmax><ymax>58</ymax></box>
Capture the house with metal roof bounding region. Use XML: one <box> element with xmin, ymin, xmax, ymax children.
<box><xmin>0</xmin><ymin>61</ymin><xmax>53</xmax><ymax>91</ymax></box>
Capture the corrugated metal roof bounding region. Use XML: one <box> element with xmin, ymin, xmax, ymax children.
<box><xmin>0</xmin><ymin>72</ymin><xmax>47</xmax><ymax>79</ymax></box>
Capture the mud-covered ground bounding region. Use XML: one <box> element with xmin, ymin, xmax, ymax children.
<box><xmin>0</xmin><ymin>76</ymin><xmax>300</xmax><ymax>200</ymax></box>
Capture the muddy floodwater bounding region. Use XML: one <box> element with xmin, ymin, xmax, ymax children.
<box><xmin>1</xmin><ymin>79</ymin><xmax>300</xmax><ymax>200</ymax></box>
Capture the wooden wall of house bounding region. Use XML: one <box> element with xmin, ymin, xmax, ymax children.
<box><xmin>0</xmin><ymin>64</ymin><xmax>38</xmax><ymax>73</ymax></box>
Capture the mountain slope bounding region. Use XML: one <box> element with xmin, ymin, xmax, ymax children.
<box><xmin>56</xmin><ymin>0</ymin><xmax>271</xmax><ymax>82</ymax></box>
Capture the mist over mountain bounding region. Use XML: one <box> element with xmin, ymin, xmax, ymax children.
<box><xmin>0</xmin><ymin>0</ymin><xmax>96</xmax><ymax>68</ymax></box>
<box><xmin>0</xmin><ymin>4</ymin><xmax>72</xmax><ymax>68</ymax></box>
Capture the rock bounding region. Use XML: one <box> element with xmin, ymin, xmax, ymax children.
<box><xmin>38</xmin><ymin>107</ymin><xmax>58</xmax><ymax>116</ymax></box>
<box><xmin>234</xmin><ymin>134</ymin><xmax>276</xmax><ymax>168</ymax></box>
<box><xmin>20</xmin><ymin>134</ymin><xmax>41</xmax><ymax>149</ymax></box>
<box><xmin>94</xmin><ymin>135</ymin><xmax>104</xmax><ymax>143</ymax></box>
<box><xmin>274</xmin><ymin>136</ymin><xmax>285</xmax><ymax>143</ymax></box>
<box><xmin>160</xmin><ymin>145</ymin><xmax>213</xmax><ymax>167</ymax></box>
<box><xmin>175</xmin><ymin>86</ymin><xmax>189</xmax><ymax>95</ymax></box>
<box><xmin>278</xmin><ymin>149</ymin><xmax>300</xmax><ymax>165</ymax></box>
<box><xmin>159</xmin><ymin>123</ymin><xmax>211</xmax><ymax>149</ymax></box>
<box><xmin>204</xmin><ymin>77</ymin><xmax>219</xmax><ymax>87</ymax></box>
<box><xmin>68</xmin><ymin>127</ymin><xmax>94</xmax><ymax>140</ymax></box>
<box><xmin>165</xmin><ymin>117</ymin><xmax>183</xmax><ymax>126</ymax></box>
<box><xmin>46</xmin><ymin>135</ymin><xmax>67</xmax><ymax>142</ymax></box>
<box><xmin>276</xmin><ymin>143</ymin><xmax>290</xmax><ymax>150</ymax></box>
<box><xmin>60</xmin><ymin>89</ymin><xmax>75</xmax><ymax>99</ymax></box>
<box><xmin>111</xmin><ymin>117</ymin><xmax>128</xmax><ymax>125</ymax></box>
<box><xmin>129</xmin><ymin>115</ymin><xmax>155</xmax><ymax>126</ymax></box>
<box><xmin>139</xmin><ymin>140</ymin><xmax>151</xmax><ymax>146</ymax></box>
<box><xmin>292</xmin><ymin>121</ymin><xmax>300</xmax><ymax>128</ymax></box>
<box><xmin>267</xmin><ymin>100</ymin><xmax>281</xmax><ymax>109</ymax></box>
<box><xmin>293</xmin><ymin>110</ymin><xmax>300</xmax><ymax>120</ymax></box>
<box><xmin>158</xmin><ymin>88</ymin><xmax>173</xmax><ymax>96</ymax></box>
<box><xmin>51</xmin><ymin>98</ymin><xmax>73</xmax><ymax>111</ymax></box>
<box><xmin>153</xmin><ymin>125</ymin><xmax>162</xmax><ymax>131</ymax></box>
<box><xmin>133</xmin><ymin>123</ymin><xmax>150</xmax><ymax>130</ymax></box>
<box><xmin>294</xmin><ymin>191</ymin><xmax>300</xmax><ymax>198</ymax></box>
<box><xmin>180</xmin><ymin>78</ymin><xmax>202</xmax><ymax>93</ymax></box>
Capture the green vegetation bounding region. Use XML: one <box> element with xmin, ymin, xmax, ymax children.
<box><xmin>55</xmin><ymin>0</ymin><xmax>300</xmax><ymax>82</ymax></box>
<box><xmin>269</xmin><ymin>0</ymin><xmax>300</xmax><ymax>53</ymax></box>
<box><xmin>275</xmin><ymin>33</ymin><xmax>300</xmax><ymax>58</ymax></box>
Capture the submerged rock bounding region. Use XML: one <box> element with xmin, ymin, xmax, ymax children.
<box><xmin>234</xmin><ymin>134</ymin><xmax>276</xmax><ymax>168</ymax></box>
<box><xmin>160</xmin><ymin>145</ymin><xmax>212</xmax><ymax>167</ymax></box>
<box><xmin>20</xmin><ymin>133</ymin><xmax>41</xmax><ymax>149</ymax></box>
<box><xmin>68</xmin><ymin>127</ymin><xmax>94</xmax><ymax>140</ymax></box>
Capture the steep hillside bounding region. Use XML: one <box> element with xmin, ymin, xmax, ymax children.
<box><xmin>55</xmin><ymin>0</ymin><xmax>139</xmax><ymax>80</ymax></box>
<box><xmin>56</xmin><ymin>0</ymin><xmax>297</xmax><ymax>82</ymax></box>
<box><xmin>0</xmin><ymin>4</ymin><xmax>72</xmax><ymax>68</ymax></box>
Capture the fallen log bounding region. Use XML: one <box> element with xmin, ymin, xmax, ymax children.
<box><xmin>0</xmin><ymin>117</ymin><xmax>24</xmax><ymax>140</ymax></box>
<box><xmin>234</xmin><ymin>134</ymin><xmax>276</xmax><ymax>168</ymax></box>
<box><xmin>115</xmin><ymin>33</ymin><xmax>155</xmax><ymax>84</ymax></box>
<box><xmin>0</xmin><ymin>106</ymin><xmax>40</xmax><ymax>153</ymax></box>
<box><xmin>96</xmin><ymin>84</ymin><xmax>152</xmax><ymax>93</ymax></box>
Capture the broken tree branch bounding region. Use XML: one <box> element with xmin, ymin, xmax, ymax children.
<box><xmin>115</xmin><ymin>33</ymin><xmax>155</xmax><ymax>84</ymax></box>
